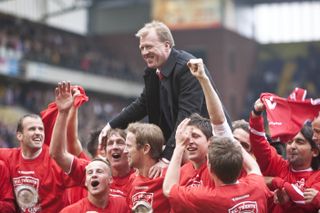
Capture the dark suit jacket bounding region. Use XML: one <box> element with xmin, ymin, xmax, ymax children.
<box><xmin>110</xmin><ymin>48</ymin><xmax>228</xmax><ymax>160</ymax></box>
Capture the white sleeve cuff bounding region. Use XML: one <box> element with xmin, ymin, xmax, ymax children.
<box><xmin>213</xmin><ymin>120</ymin><xmax>233</xmax><ymax>139</ymax></box>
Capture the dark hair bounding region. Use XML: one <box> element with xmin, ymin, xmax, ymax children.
<box><xmin>87</xmin><ymin>130</ymin><xmax>101</xmax><ymax>158</ymax></box>
<box><xmin>16</xmin><ymin>114</ymin><xmax>41</xmax><ymax>133</ymax></box>
<box><xmin>300</xmin><ymin>124</ymin><xmax>320</xmax><ymax>170</ymax></box>
<box><xmin>87</xmin><ymin>128</ymin><xmax>126</xmax><ymax>158</ymax></box>
<box><xmin>127</xmin><ymin>123</ymin><xmax>164</xmax><ymax>161</ymax></box>
<box><xmin>106</xmin><ymin>129</ymin><xmax>126</xmax><ymax>143</ymax></box>
<box><xmin>232</xmin><ymin>119</ymin><xmax>249</xmax><ymax>133</ymax></box>
<box><xmin>208</xmin><ymin>137</ymin><xmax>243</xmax><ymax>184</ymax></box>
<box><xmin>187</xmin><ymin>113</ymin><xmax>213</xmax><ymax>140</ymax></box>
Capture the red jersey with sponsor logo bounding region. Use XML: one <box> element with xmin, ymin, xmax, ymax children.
<box><xmin>69</xmin><ymin>157</ymin><xmax>134</xmax><ymax>198</ymax></box>
<box><xmin>110</xmin><ymin>169</ymin><xmax>134</xmax><ymax>197</ymax></box>
<box><xmin>179</xmin><ymin>162</ymin><xmax>215</xmax><ymax>189</ymax></box>
<box><xmin>169</xmin><ymin>174</ymin><xmax>269</xmax><ymax>213</ymax></box>
<box><xmin>127</xmin><ymin>169</ymin><xmax>171</xmax><ymax>213</ymax></box>
<box><xmin>0</xmin><ymin>160</ymin><xmax>16</xmax><ymax>213</ymax></box>
<box><xmin>59</xmin><ymin>196</ymin><xmax>129</xmax><ymax>213</ymax></box>
<box><xmin>0</xmin><ymin>145</ymin><xmax>80</xmax><ymax>213</ymax></box>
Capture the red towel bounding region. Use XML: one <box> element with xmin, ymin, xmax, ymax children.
<box><xmin>40</xmin><ymin>85</ymin><xmax>89</xmax><ymax>145</ymax></box>
<box><xmin>260</xmin><ymin>88</ymin><xmax>320</xmax><ymax>143</ymax></box>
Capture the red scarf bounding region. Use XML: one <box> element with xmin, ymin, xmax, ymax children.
<box><xmin>40</xmin><ymin>85</ymin><xmax>89</xmax><ymax>145</ymax></box>
<box><xmin>261</xmin><ymin>88</ymin><xmax>320</xmax><ymax>142</ymax></box>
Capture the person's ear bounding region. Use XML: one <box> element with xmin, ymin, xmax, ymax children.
<box><xmin>143</xmin><ymin>144</ymin><xmax>151</xmax><ymax>155</ymax></box>
<box><xmin>312</xmin><ymin>147</ymin><xmax>319</xmax><ymax>157</ymax></box>
<box><xmin>165</xmin><ymin>41</ymin><xmax>170</xmax><ymax>48</ymax></box>
<box><xmin>16</xmin><ymin>132</ymin><xmax>23</xmax><ymax>142</ymax></box>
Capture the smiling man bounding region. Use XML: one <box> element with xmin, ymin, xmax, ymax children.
<box><xmin>0</xmin><ymin>113</ymin><xmax>84</xmax><ymax>212</ymax></box>
<box><xmin>99</xmin><ymin>21</ymin><xmax>229</xmax><ymax>176</ymax></box>
<box><xmin>124</xmin><ymin>122</ymin><xmax>171</xmax><ymax>213</ymax></box>
<box><xmin>250</xmin><ymin>99</ymin><xmax>320</xmax><ymax>212</ymax></box>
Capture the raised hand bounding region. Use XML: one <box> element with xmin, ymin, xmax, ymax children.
<box><xmin>175</xmin><ymin>118</ymin><xmax>191</xmax><ymax>148</ymax></box>
<box><xmin>253</xmin><ymin>98</ymin><xmax>266</xmax><ymax>113</ymax></box>
<box><xmin>55</xmin><ymin>81</ymin><xmax>73</xmax><ymax>113</ymax></box>
<box><xmin>187</xmin><ymin>58</ymin><xmax>207</xmax><ymax>80</ymax></box>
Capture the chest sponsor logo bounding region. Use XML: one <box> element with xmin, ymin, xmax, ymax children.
<box><xmin>13</xmin><ymin>176</ymin><xmax>41</xmax><ymax>212</ymax></box>
<box><xmin>228</xmin><ymin>201</ymin><xmax>258</xmax><ymax>213</ymax></box>
<box><xmin>132</xmin><ymin>191</ymin><xmax>154</xmax><ymax>209</ymax></box>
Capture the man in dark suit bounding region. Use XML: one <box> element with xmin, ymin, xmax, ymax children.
<box><xmin>100</xmin><ymin>21</ymin><xmax>228</xmax><ymax>177</ymax></box>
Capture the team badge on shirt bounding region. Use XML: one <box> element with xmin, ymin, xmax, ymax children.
<box><xmin>228</xmin><ymin>201</ymin><xmax>258</xmax><ymax>213</ymax></box>
<box><xmin>13</xmin><ymin>175</ymin><xmax>40</xmax><ymax>212</ymax></box>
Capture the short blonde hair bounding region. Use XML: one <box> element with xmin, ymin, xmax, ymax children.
<box><xmin>135</xmin><ymin>20</ymin><xmax>175</xmax><ymax>47</ymax></box>
<box><xmin>127</xmin><ymin>122</ymin><xmax>164</xmax><ymax>161</ymax></box>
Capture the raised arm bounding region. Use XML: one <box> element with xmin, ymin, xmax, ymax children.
<box><xmin>188</xmin><ymin>59</ymin><xmax>232</xmax><ymax>138</ymax></box>
<box><xmin>163</xmin><ymin>118</ymin><xmax>190</xmax><ymax>197</ymax></box>
<box><xmin>66</xmin><ymin>88</ymin><xmax>82</xmax><ymax>156</ymax></box>
<box><xmin>49</xmin><ymin>81</ymin><xmax>75</xmax><ymax>173</ymax></box>
<box><xmin>187</xmin><ymin>58</ymin><xmax>225</xmax><ymax>125</ymax></box>
<box><xmin>238</xmin><ymin>140</ymin><xmax>262</xmax><ymax>175</ymax></box>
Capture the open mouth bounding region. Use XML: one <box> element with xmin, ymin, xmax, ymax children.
<box><xmin>112</xmin><ymin>153</ymin><xmax>121</xmax><ymax>159</ymax></box>
<box><xmin>91</xmin><ymin>180</ymin><xmax>100</xmax><ymax>187</ymax></box>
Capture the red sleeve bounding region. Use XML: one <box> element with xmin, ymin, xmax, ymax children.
<box><xmin>249</xmin><ymin>114</ymin><xmax>288</xmax><ymax>176</ymax></box>
<box><xmin>0</xmin><ymin>161</ymin><xmax>16</xmax><ymax>213</ymax></box>
<box><xmin>169</xmin><ymin>185</ymin><xmax>213</xmax><ymax>212</ymax></box>
<box><xmin>78</xmin><ymin>151</ymin><xmax>91</xmax><ymax>161</ymax></box>
<box><xmin>67</xmin><ymin>157</ymin><xmax>90</xmax><ymax>186</ymax></box>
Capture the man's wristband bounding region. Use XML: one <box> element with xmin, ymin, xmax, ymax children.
<box><xmin>252</xmin><ymin>107</ymin><xmax>263</xmax><ymax>116</ymax></box>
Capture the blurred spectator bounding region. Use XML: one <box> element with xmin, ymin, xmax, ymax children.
<box><xmin>0</xmin><ymin>81</ymin><xmax>132</xmax><ymax>149</ymax></box>
<box><xmin>0</xmin><ymin>12</ymin><xmax>141</xmax><ymax>82</ymax></box>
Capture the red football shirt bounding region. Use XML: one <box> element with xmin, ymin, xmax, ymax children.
<box><xmin>0</xmin><ymin>145</ymin><xmax>80</xmax><ymax>213</ymax></box>
<box><xmin>0</xmin><ymin>160</ymin><xmax>16</xmax><ymax>213</ymax></box>
<box><xmin>63</xmin><ymin>152</ymin><xmax>91</xmax><ymax>206</ymax></box>
<box><xmin>110</xmin><ymin>169</ymin><xmax>135</xmax><ymax>197</ymax></box>
<box><xmin>179</xmin><ymin>162</ymin><xmax>215</xmax><ymax>189</ymax></box>
<box><xmin>127</xmin><ymin>169</ymin><xmax>171</xmax><ymax>213</ymax></box>
<box><xmin>169</xmin><ymin>174</ymin><xmax>270</xmax><ymax>213</ymax></box>
<box><xmin>250</xmin><ymin>114</ymin><xmax>320</xmax><ymax>212</ymax></box>
<box><xmin>69</xmin><ymin>157</ymin><xmax>134</xmax><ymax>198</ymax></box>
<box><xmin>60</xmin><ymin>196</ymin><xmax>129</xmax><ymax>213</ymax></box>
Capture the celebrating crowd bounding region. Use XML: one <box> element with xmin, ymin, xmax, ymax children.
<box><xmin>1</xmin><ymin>20</ymin><xmax>320</xmax><ymax>213</ymax></box>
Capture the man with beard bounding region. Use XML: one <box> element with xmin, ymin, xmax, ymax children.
<box><xmin>60</xmin><ymin>158</ymin><xmax>128</xmax><ymax>212</ymax></box>
<box><xmin>250</xmin><ymin>99</ymin><xmax>320</xmax><ymax>212</ymax></box>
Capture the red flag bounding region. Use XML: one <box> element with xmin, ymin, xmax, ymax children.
<box><xmin>287</xmin><ymin>87</ymin><xmax>307</xmax><ymax>101</ymax></box>
<box><xmin>40</xmin><ymin>85</ymin><xmax>89</xmax><ymax>145</ymax></box>
<box><xmin>261</xmin><ymin>89</ymin><xmax>320</xmax><ymax>142</ymax></box>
